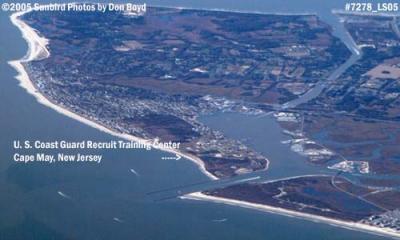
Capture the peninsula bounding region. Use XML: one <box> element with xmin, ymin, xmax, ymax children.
<box><xmin>9</xmin><ymin>4</ymin><xmax>400</xmax><ymax>239</ymax></box>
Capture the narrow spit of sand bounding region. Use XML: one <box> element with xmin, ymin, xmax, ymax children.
<box><xmin>182</xmin><ymin>192</ymin><xmax>400</xmax><ymax>239</ymax></box>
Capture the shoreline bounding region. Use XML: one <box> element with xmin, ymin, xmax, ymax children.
<box><xmin>8</xmin><ymin>6</ymin><xmax>397</xmax><ymax>239</ymax></box>
<box><xmin>153</xmin><ymin>4</ymin><xmax>317</xmax><ymax>16</ymax></box>
<box><xmin>8</xmin><ymin>10</ymin><xmax>218</xmax><ymax>180</ymax></box>
<box><xmin>182</xmin><ymin>192</ymin><xmax>400</xmax><ymax>239</ymax></box>
<box><xmin>332</xmin><ymin>9</ymin><xmax>400</xmax><ymax>17</ymax></box>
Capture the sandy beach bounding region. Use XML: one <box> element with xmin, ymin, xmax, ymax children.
<box><xmin>8</xmin><ymin>10</ymin><xmax>217</xmax><ymax>180</ymax></box>
<box><xmin>182</xmin><ymin>192</ymin><xmax>400</xmax><ymax>239</ymax></box>
<box><xmin>8</xmin><ymin>7</ymin><xmax>399</xmax><ymax>239</ymax></box>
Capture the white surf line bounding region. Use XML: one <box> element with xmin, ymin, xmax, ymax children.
<box><xmin>332</xmin><ymin>9</ymin><xmax>400</xmax><ymax>17</ymax></box>
<box><xmin>182</xmin><ymin>192</ymin><xmax>400</xmax><ymax>239</ymax></box>
<box><xmin>10</xmin><ymin>7</ymin><xmax>395</xmax><ymax>238</ymax></box>
<box><xmin>156</xmin><ymin>4</ymin><xmax>316</xmax><ymax>16</ymax></box>
<box><xmin>8</xmin><ymin>7</ymin><xmax>217</xmax><ymax>181</ymax></box>
<box><xmin>57</xmin><ymin>191</ymin><xmax>72</xmax><ymax>200</ymax></box>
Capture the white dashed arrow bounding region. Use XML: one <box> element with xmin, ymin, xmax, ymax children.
<box><xmin>161</xmin><ymin>154</ymin><xmax>181</xmax><ymax>161</ymax></box>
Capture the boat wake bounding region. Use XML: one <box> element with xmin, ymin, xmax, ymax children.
<box><xmin>130</xmin><ymin>168</ymin><xmax>140</xmax><ymax>177</ymax></box>
<box><xmin>57</xmin><ymin>191</ymin><xmax>72</xmax><ymax>199</ymax></box>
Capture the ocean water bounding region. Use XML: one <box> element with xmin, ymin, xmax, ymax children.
<box><xmin>0</xmin><ymin>0</ymin><xmax>391</xmax><ymax>239</ymax></box>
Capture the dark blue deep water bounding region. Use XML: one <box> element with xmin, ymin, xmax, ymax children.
<box><xmin>0</xmin><ymin>0</ymin><xmax>392</xmax><ymax>239</ymax></box>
